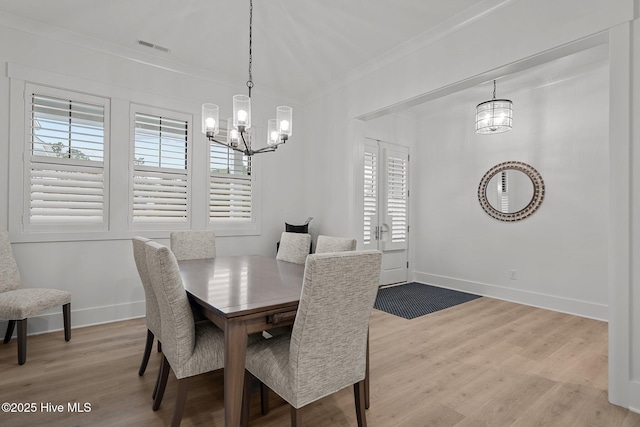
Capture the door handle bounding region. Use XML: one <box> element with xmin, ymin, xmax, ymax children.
<box><xmin>379</xmin><ymin>224</ymin><xmax>389</xmax><ymax>242</ymax></box>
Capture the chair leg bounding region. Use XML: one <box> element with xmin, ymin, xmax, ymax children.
<box><xmin>4</xmin><ymin>320</ymin><xmax>15</xmax><ymax>343</ymax></box>
<box><xmin>241</xmin><ymin>370</ymin><xmax>252</xmax><ymax>427</ymax></box>
<box><xmin>153</xmin><ymin>356</ymin><xmax>170</xmax><ymax>410</ymax></box>
<box><xmin>62</xmin><ymin>303</ymin><xmax>71</xmax><ymax>341</ymax></box>
<box><xmin>241</xmin><ymin>371</ymin><xmax>269</xmax><ymax>424</ymax></box>
<box><xmin>260</xmin><ymin>381</ymin><xmax>270</xmax><ymax>415</ymax></box>
<box><xmin>152</xmin><ymin>353</ymin><xmax>164</xmax><ymax>400</ymax></box>
<box><xmin>171</xmin><ymin>378</ymin><xmax>189</xmax><ymax>427</ymax></box>
<box><xmin>17</xmin><ymin>319</ymin><xmax>27</xmax><ymax>365</ymax></box>
<box><xmin>158</xmin><ymin>341</ymin><xmax>162</xmax><ymax>353</ymax></box>
<box><xmin>290</xmin><ymin>405</ymin><xmax>302</xmax><ymax>427</ymax></box>
<box><xmin>354</xmin><ymin>381</ymin><xmax>367</xmax><ymax>427</ymax></box>
<box><xmin>365</xmin><ymin>330</ymin><xmax>370</xmax><ymax>409</ymax></box>
<box><xmin>139</xmin><ymin>329</ymin><xmax>154</xmax><ymax>376</ymax></box>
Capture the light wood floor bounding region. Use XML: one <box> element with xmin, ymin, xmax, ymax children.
<box><xmin>1</xmin><ymin>297</ymin><xmax>639</xmax><ymax>427</ymax></box>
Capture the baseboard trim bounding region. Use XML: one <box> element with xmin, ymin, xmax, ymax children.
<box><xmin>629</xmin><ymin>381</ymin><xmax>640</xmax><ymax>414</ymax></box>
<box><xmin>414</xmin><ymin>272</ymin><xmax>608</xmax><ymax>321</ymax></box>
<box><xmin>0</xmin><ymin>301</ymin><xmax>146</xmax><ymax>338</ymax></box>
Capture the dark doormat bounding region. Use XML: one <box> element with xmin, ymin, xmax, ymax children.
<box><xmin>374</xmin><ymin>282</ymin><xmax>481</xmax><ymax>320</ymax></box>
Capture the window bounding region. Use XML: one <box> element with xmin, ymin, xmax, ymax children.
<box><xmin>130</xmin><ymin>106</ymin><xmax>191</xmax><ymax>227</ymax></box>
<box><xmin>209</xmin><ymin>126</ymin><xmax>253</xmax><ymax>224</ymax></box>
<box><xmin>11</xmin><ymin>73</ymin><xmax>259</xmax><ymax>240</ymax></box>
<box><xmin>25</xmin><ymin>84</ymin><xmax>109</xmax><ymax>231</ymax></box>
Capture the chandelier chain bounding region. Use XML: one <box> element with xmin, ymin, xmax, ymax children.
<box><xmin>493</xmin><ymin>79</ymin><xmax>496</xmax><ymax>100</ymax></box>
<box><xmin>247</xmin><ymin>0</ymin><xmax>254</xmax><ymax>97</ymax></box>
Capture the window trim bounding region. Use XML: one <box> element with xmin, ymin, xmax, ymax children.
<box><xmin>22</xmin><ymin>83</ymin><xmax>111</xmax><ymax>233</ymax></box>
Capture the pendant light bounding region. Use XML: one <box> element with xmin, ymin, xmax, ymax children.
<box><xmin>475</xmin><ymin>80</ymin><xmax>512</xmax><ymax>134</ymax></box>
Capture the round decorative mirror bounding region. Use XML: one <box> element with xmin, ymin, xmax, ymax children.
<box><xmin>478</xmin><ymin>161</ymin><xmax>545</xmax><ymax>221</ymax></box>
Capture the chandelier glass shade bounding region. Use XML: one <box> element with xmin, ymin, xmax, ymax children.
<box><xmin>201</xmin><ymin>0</ymin><xmax>292</xmax><ymax>155</ymax></box>
<box><xmin>475</xmin><ymin>80</ymin><xmax>512</xmax><ymax>134</ymax></box>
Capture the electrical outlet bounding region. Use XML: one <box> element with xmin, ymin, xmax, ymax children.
<box><xmin>509</xmin><ymin>269</ymin><xmax>517</xmax><ymax>280</ymax></box>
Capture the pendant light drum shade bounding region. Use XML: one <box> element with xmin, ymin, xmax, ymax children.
<box><xmin>475</xmin><ymin>79</ymin><xmax>512</xmax><ymax>134</ymax></box>
<box><xmin>475</xmin><ymin>99</ymin><xmax>513</xmax><ymax>134</ymax></box>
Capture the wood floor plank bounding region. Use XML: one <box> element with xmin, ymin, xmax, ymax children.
<box><xmin>1</xmin><ymin>296</ymin><xmax>639</xmax><ymax>426</ymax></box>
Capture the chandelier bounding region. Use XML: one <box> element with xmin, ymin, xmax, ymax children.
<box><xmin>475</xmin><ymin>79</ymin><xmax>512</xmax><ymax>134</ymax></box>
<box><xmin>201</xmin><ymin>0</ymin><xmax>292</xmax><ymax>156</ymax></box>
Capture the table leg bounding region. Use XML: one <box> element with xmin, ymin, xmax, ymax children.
<box><xmin>224</xmin><ymin>321</ymin><xmax>248</xmax><ymax>427</ymax></box>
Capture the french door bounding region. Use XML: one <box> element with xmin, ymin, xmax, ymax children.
<box><xmin>362</xmin><ymin>138</ymin><xmax>409</xmax><ymax>285</ymax></box>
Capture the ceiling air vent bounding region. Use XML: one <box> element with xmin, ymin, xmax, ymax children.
<box><xmin>136</xmin><ymin>40</ymin><xmax>170</xmax><ymax>53</ymax></box>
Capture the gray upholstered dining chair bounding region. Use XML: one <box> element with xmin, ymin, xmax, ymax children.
<box><xmin>315</xmin><ymin>235</ymin><xmax>357</xmax><ymax>253</ymax></box>
<box><xmin>0</xmin><ymin>229</ymin><xmax>71</xmax><ymax>365</ymax></box>
<box><xmin>170</xmin><ymin>230</ymin><xmax>216</xmax><ymax>261</ymax></box>
<box><xmin>276</xmin><ymin>232</ymin><xmax>312</xmax><ymax>265</ymax></box>
<box><xmin>132</xmin><ymin>236</ymin><xmax>162</xmax><ymax>379</ymax></box>
<box><xmin>145</xmin><ymin>240</ymin><xmax>225</xmax><ymax>427</ymax></box>
<box><xmin>169</xmin><ymin>231</ymin><xmax>213</xmax><ymax>324</ymax></box>
<box><xmin>242</xmin><ymin>250</ymin><xmax>382</xmax><ymax>427</ymax></box>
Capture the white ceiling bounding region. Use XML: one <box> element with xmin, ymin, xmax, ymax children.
<box><xmin>0</xmin><ymin>0</ymin><xmax>506</xmax><ymax>102</ymax></box>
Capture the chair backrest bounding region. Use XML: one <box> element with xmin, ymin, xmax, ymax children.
<box><xmin>276</xmin><ymin>232</ymin><xmax>311</xmax><ymax>265</ymax></box>
<box><xmin>289</xmin><ymin>250</ymin><xmax>381</xmax><ymax>407</ymax></box>
<box><xmin>132</xmin><ymin>237</ymin><xmax>161</xmax><ymax>336</ymax></box>
<box><xmin>0</xmin><ymin>229</ymin><xmax>23</xmax><ymax>293</ymax></box>
<box><xmin>145</xmin><ymin>241</ymin><xmax>196</xmax><ymax>370</ymax></box>
<box><xmin>170</xmin><ymin>230</ymin><xmax>216</xmax><ymax>261</ymax></box>
<box><xmin>315</xmin><ymin>235</ymin><xmax>357</xmax><ymax>253</ymax></box>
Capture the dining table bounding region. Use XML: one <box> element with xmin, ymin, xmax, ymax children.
<box><xmin>178</xmin><ymin>254</ymin><xmax>370</xmax><ymax>427</ymax></box>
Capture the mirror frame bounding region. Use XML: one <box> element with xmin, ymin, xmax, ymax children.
<box><xmin>478</xmin><ymin>161</ymin><xmax>545</xmax><ymax>222</ymax></box>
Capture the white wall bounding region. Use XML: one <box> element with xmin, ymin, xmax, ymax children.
<box><xmin>1</xmin><ymin>0</ymin><xmax>639</xmax><ymax>413</ymax></box>
<box><xmin>0</xmin><ymin>24</ymin><xmax>307</xmax><ymax>333</ymax></box>
<box><xmin>304</xmin><ymin>0</ymin><xmax>630</xmax><ymax>242</ymax></box>
<box><xmin>413</xmin><ymin>62</ymin><xmax>609</xmax><ymax>320</ymax></box>
<box><xmin>299</xmin><ymin>0</ymin><xmax>636</xmax><ymax>410</ymax></box>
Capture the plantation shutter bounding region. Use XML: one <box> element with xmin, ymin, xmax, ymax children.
<box><xmin>209</xmin><ymin>127</ymin><xmax>252</xmax><ymax>221</ymax></box>
<box><xmin>500</xmin><ymin>171</ymin><xmax>509</xmax><ymax>213</ymax></box>
<box><xmin>383</xmin><ymin>148</ymin><xmax>408</xmax><ymax>250</ymax></box>
<box><xmin>132</xmin><ymin>110</ymin><xmax>190</xmax><ymax>224</ymax></box>
<box><xmin>27</xmin><ymin>88</ymin><xmax>108</xmax><ymax>228</ymax></box>
<box><xmin>363</xmin><ymin>148</ymin><xmax>378</xmax><ymax>248</ymax></box>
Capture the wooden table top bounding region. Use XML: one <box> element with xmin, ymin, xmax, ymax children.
<box><xmin>178</xmin><ymin>255</ymin><xmax>305</xmax><ymax>318</ymax></box>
